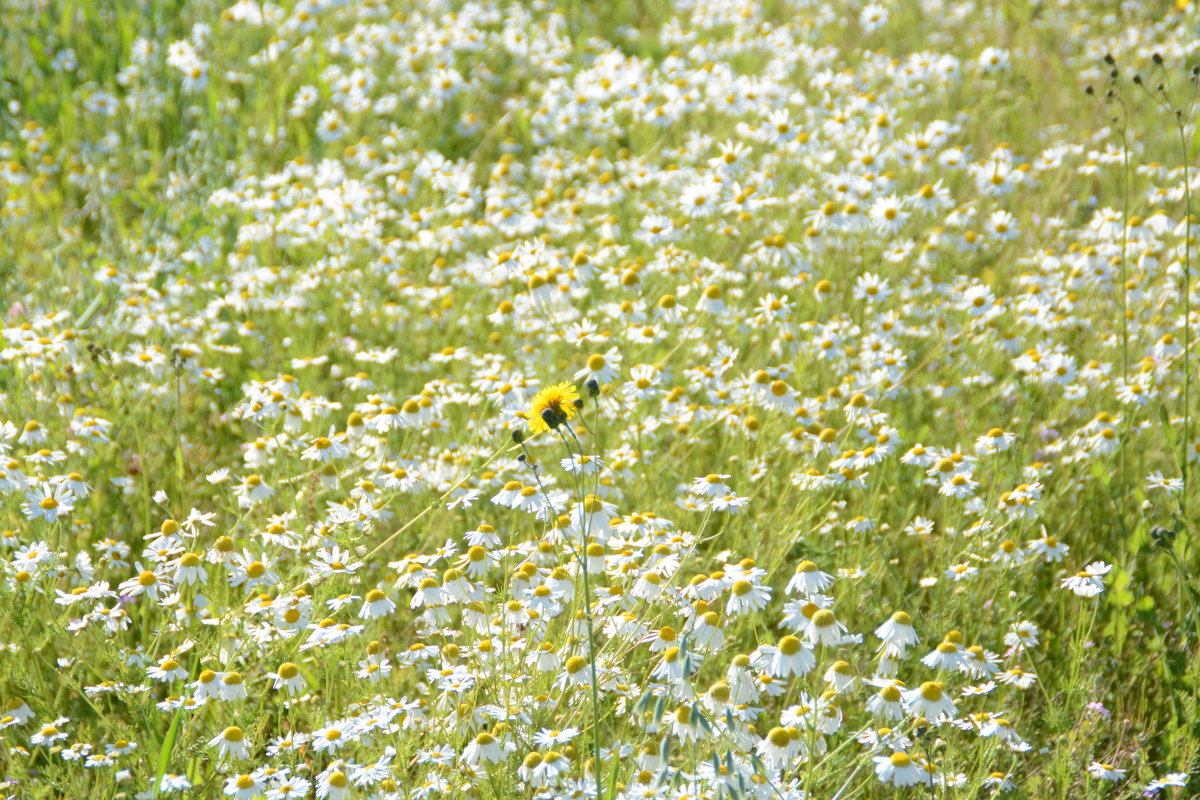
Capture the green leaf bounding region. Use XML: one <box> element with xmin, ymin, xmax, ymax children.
<box><xmin>1112</xmin><ymin>568</ymin><xmax>1131</xmax><ymax>590</ymax></box>
<box><xmin>1159</xmin><ymin>404</ymin><xmax>1177</xmax><ymax>451</ymax></box>
<box><xmin>1130</xmin><ymin>524</ymin><xmax>1149</xmax><ymax>554</ymax></box>
<box><xmin>152</xmin><ymin>705</ymin><xmax>185</xmax><ymax>798</ymax></box>
<box><xmin>1112</xmin><ymin>609</ymin><xmax>1128</xmax><ymax>650</ymax></box>
<box><xmin>607</xmin><ymin>763</ymin><xmax>621</xmax><ymax>800</ymax></box>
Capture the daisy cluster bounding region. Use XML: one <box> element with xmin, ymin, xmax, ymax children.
<box><xmin>1</xmin><ymin>0</ymin><xmax>1199</xmax><ymax>798</ymax></box>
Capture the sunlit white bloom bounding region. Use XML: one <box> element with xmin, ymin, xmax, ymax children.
<box><xmin>210</xmin><ymin>726</ymin><xmax>250</xmax><ymax>760</ymax></box>
<box><xmin>1088</xmin><ymin>762</ymin><xmax>1126</xmax><ymax>782</ymax></box>
<box><xmin>874</xmin><ymin>751</ymin><xmax>926</xmax><ymax>786</ymax></box>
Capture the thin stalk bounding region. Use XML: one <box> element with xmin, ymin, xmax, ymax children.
<box><xmin>556</xmin><ymin>428</ymin><xmax>606</xmax><ymax>800</ymax></box>
<box><xmin>1178</xmin><ymin>113</ymin><xmax>1192</xmax><ymax>520</ymax></box>
<box><xmin>1118</xmin><ymin>88</ymin><xmax>1131</xmax><ymax>522</ymax></box>
<box><xmin>522</xmin><ymin>421</ymin><xmax>606</xmax><ymax>800</ymax></box>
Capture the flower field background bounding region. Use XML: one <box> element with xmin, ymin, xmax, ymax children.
<box><xmin>2</xmin><ymin>0</ymin><xmax>1200</xmax><ymax>797</ymax></box>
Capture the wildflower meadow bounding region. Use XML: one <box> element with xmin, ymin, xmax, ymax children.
<box><xmin>3</xmin><ymin>0</ymin><xmax>1200</xmax><ymax>797</ymax></box>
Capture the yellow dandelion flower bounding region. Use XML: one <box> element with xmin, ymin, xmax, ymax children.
<box><xmin>527</xmin><ymin>383</ymin><xmax>580</xmax><ymax>434</ymax></box>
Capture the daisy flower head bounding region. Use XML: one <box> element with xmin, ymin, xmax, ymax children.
<box><xmin>922</xmin><ymin>637</ymin><xmax>964</xmax><ymax>671</ymax></box>
<box><xmin>766</xmin><ymin>635</ymin><xmax>816</xmax><ymax>677</ymax></box>
<box><xmin>874</xmin><ymin>750</ymin><xmax>926</xmax><ymax>787</ymax></box>
<box><xmin>22</xmin><ymin>482</ymin><xmax>75</xmax><ymax>523</ymax></box>
<box><xmin>359</xmin><ymin>588</ymin><xmax>397</xmax><ymax>619</ymax></box>
<box><xmin>316</xmin><ymin>767</ymin><xmax>352</xmax><ymax>800</ymax></box>
<box><xmin>1028</xmin><ymin>534</ymin><xmax>1069</xmax><ymax>563</ymax></box>
<box><xmin>1143</xmin><ymin>773</ymin><xmax>1188</xmax><ymax>795</ymax></box>
<box><xmin>1004</xmin><ymin>620</ymin><xmax>1041</xmax><ymax>652</ymax></box>
<box><xmin>1146</xmin><ymin>471</ymin><xmax>1183</xmax><ymax>494</ymax></box>
<box><xmin>1088</xmin><ymin>762</ymin><xmax>1126</xmax><ymax>782</ymax></box>
<box><xmin>993</xmin><ymin>539</ymin><xmax>1026</xmax><ymax>566</ymax></box>
<box><xmin>997</xmin><ymin>665</ymin><xmax>1039</xmax><ymax>688</ymax></box>
<box><xmin>876</xmin><ymin>610</ymin><xmax>919</xmax><ymax>654</ymax></box>
<box><xmin>31</xmin><ymin>719</ymin><xmax>70</xmax><ymax>745</ymax></box>
<box><xmin>904</xmin><ymin>681</ymin><xmax>957</xmax><ymax>720</ymax></box>
<box><xmin>825</xmin><ymin>660</ymin><xmax>855</xmax><ymax>692</ymax></box>
<box><xmin>575</xmin><ymin>349</ymin><xmax>621</xmax><ymax>386</ymax></box>
<box><xmin>210</xmin><ymin>725</ymin><xmax>250</xmax><ymax>760</ymax></box>
<box><xmin>726</xmin><ymin>578</ymin><xmax>772</xmax><ymax>616</ymax></box>
<box><xmin>147</xmin><ymin>655</ymin><xmax>188</xmax><ymax>683</ymax></box>
<box><xmin>527</xmin><ymin>383</ymin><xmax>580</xmax><ymax>434</ymax></box>
<box><xmin>268</xmin><ymin>662</ymin><xmax>306</xmax><ymax>694</ymax></box>
<box><xmin>756</xmin><ymin>726</ymin><xmax>799</xmax><ymax>770</ymax></box>
<box><xmin>867</xmin><ymin>681</ymin><xmax>906</xmax><ymax>720</ymax></box>
<box><xmin>976</xmin><ymin>427</ymin><xmax>1015</xmax><ymax>454</ymax></box>
<box><xmin>787</xmin><ymin>560</ymin><xmax>834</xmax><ymax>596</ymax></box>
<box><xmin>462</xmin><ymin>730</ymin><xmax>510</xmax><ymax>765</ymax></box>
<box><xmin>225</xmin><ymin>773</ymin><xmax>263</xmax><ymax>800</ymax></box>
<box><xmin>806</xmin><ymin>608</ymin><xmax>848</xmax><ymax>646</ymax></box>
<box><xmin>978</xmin><ymin>46</ymin><xmax>1011</xmax><ymax>72</ymax></box>
<box><xmin>691</xmin><ymin>473</ymin><xmax>732</xmax><ymax>498</ymax></box>
<box><xmin>1061</xmin><ymin>561</ymin><xmax>1111</xmax><ymax>598</ymax></box>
